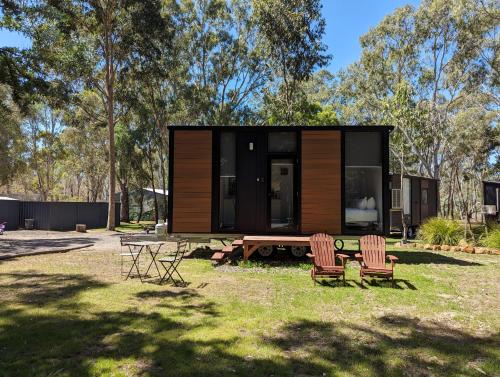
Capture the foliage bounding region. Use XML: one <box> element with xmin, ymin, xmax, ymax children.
<box><xmin>482</xmin><ymin>228</ymin><xmax>500</xmax><ymax>249</ymax></box>
<box><xmin>0</xmin><ymin>83</ymin><xmax>25</xmax><ymax>184</ymax></box>
<box><xmin>418</xmin><ymin>217</ymin><xmax>463</xmax><ymax>246</ymax></box>
<box><xmin>254</xmin><ymin>0</ymin><xmax>330</xmax><ymax>123</ymax></box>
<box><xmin>23</xmin><ymin>104</ymin><xmax>66</xmax><ymax>201</ymax></box>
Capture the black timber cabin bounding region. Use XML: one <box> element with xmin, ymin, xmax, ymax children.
<box><xmin>167</xmin><ymin>126</ymin><xmax>393</xmax><ymax>236</ymax></box>
<box><xmin>389</xmin><ymin>174</ymin><xmax>439</xmax><ymax>236</ymax></box>
<box><xmin>483</xmin><ymin>181</ymin><xmax>500</xmax><ymax>222</ymax></box>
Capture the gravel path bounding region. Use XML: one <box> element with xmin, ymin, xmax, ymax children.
<box><xmin>0</xmin><ymin>230</ymin><xmax>126</xmax><ymax>259</ymax></box>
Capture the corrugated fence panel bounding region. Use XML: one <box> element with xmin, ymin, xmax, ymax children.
<box><xmin>49</xmin><ymin>202</ymin><xmax>78</xmax><ymax>230</ymax></box>
<box><xmin>1</xmin><ymin>201</ymin><xmax>121</xmax><ymax>230</ymax></box>
<box><xmin>0</xmin><ymin>200</ymin><xmax>20</xmax><ymax>230</ymax></box>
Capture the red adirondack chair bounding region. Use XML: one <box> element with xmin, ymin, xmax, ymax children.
<box><xmin>307</xmin><ymin>233</ymin><xmax>349</xmax><ymax>285</ymax></box>
<box><xmin>356</xmin><ymin>235</ymin><xmax>398</xmax><ymax>287</ymax></box>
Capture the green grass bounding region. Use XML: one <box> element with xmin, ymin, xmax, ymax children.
<box><xmin>0</xmin><ymin>242</ymin><xmax>499</xmax><ymax>376</ymax></box>
<box><xmin>91</xmin><ymin>221</ymin><xmax>156</xmax><ymax>233</ymax></box>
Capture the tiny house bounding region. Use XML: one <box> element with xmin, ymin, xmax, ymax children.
<box><xmin>167</xmin><ymin>126</ymin><xmax>393</xmax><ymax>236</ymax></box>
<box><xmin>483</xmin><ymin>181</ymin><xmax>500</xmax><ymax>222</ymax></box>
<box><xmin>389</xmin><ymin>174</ymin><xmax>439</xmax><ymax>236</ymax></box>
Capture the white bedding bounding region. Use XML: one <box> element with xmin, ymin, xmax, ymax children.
<box><xmin>345</xmin><ymin>208</ymin><xmax>378</xmax><ymax>223</ymax></box>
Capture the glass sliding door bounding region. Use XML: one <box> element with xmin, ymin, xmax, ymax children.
<box><xmin>344</xmin><ymin>131</ymin><xmax>383</xmax><ymax>232</ymax></box>
<box><xmin>270</xmin><ymin>158</ymin><xmax>295</xmax><ymax>231</ymax></box>
<box><xmin>219</xmin><ymin>132</ymin><xmax>236</xmax><ymax>229</ymax></box>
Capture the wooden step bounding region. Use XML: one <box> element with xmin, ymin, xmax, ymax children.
<box><xmin>232</xmin><ymin>239</ymin><xmax>244</xmax><ymax>246</ymax></box>
<box><xmin>211</xmin><ymin>252</ymin><xmax>225</xmax><ymax>261</ymax></box>
<box><xmin>222</xmin><ymin>245</ymin><xmax>234</xmax><ymax>254</ymax></box>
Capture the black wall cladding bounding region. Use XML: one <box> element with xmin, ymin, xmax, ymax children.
<box><xmin>0</xmin><ymin>200</ymin><xmax>120</xmax><ymax>230</ymax></box>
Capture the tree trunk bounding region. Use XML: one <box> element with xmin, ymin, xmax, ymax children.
<box><xmin>400</xmin><ymin>153</ymin><xmax>408</xmax><ymax>243</ymax></box>
<box><xmin>158</xmin><ymin>140</ymin><xmax>168</xmax><ymax>222</ymax></box>
<box><xmin>104</xmin><ymin>8</ymin><xmax>116</xmax><ymax>231</ymax></box>
<box><xmin>137</xmin><ymin>189</ymin><xmax>144</xmax><ymax>223</ymax></box>
<box><xmin>147</xmin><ymin>150</ymin><xmax>159</xmax><ymax>223</ymax></box>
<box><xmin>119</xmin><ymin>180</ymin><xmax>130</xmax><ymax>222</ymax></box>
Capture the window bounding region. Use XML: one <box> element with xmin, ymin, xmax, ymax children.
<box><xmin>219</xmin><ymin>133</ymin><xmax>236</xmax><ymax>229</ymax></box>
<box><xmin>270</xmin><ymin>158</ymin><xmax>295</xmax><ymax>231</ymax></box>
<box><xmin>421</xmin><ymin>189</ymin><xmax>428</xmax><ymax>206</ymax></box>
<box><xmin>392</xmin><ymin>189</ymin><xmax>401</xmax><ymax>209</ymax></box>
<box><xmin>344</xmin><ymin>132</ymin><xmax>383</xmax><ymax>231</ymax></box>
<box><xmin>268</xmin><ymin>132</ymin><xmax>296</xmax><ymax>153</ymax></box>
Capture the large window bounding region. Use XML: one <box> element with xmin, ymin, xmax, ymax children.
<box><xmin>219</xmin><ymin>133</ymin><xmax>236</xmax><ymax>229</ymax></box>
<box><xmin>344</xmin><ymin>132</ymin><xmax>383</xmax><ymax>231</ymax></box>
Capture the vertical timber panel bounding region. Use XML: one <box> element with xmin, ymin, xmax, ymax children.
<box><xmin>172</xmin><ymin>130</ymin><xmax>212</xmax><ymax>232</ymax></box>
<box><xmin>301</xmin><ymin>131</ymin><xmax>341</xmax><ymax>234</ymax></box>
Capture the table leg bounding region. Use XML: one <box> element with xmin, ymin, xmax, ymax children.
<box><xmin>144</xmin><ymin>245</ymin><xmax>162</xmax><ymax>278</ymax></box>
<box><xmin>126</xmin><ymin>245</ymin><xmax>143</xmax><ymax>282</ymax></box>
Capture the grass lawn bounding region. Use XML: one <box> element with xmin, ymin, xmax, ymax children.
<box><xmin>0</xmin><ymin>240</ymin><xmax>498</xmax><ymax>376</ymax></box>
<box><xmin>91</xmin><ymin>221</ymin><xmax>156</xmax><ymax>233</ymax></box>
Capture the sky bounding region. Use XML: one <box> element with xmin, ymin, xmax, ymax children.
<box><xmin>0</xmin><ymin>0</ymin><xmax>422</xmax><ymax>74</ymax></box>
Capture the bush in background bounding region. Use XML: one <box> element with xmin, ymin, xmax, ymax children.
<box><xmin>418</xmin><ymin>217</ymin><xmax>463</xmax><ymax>246</ymax></box>
<box><xmin>482</xmin><ymin>228</ymin><xmax>500</xmax><ymax>249</ymax></box>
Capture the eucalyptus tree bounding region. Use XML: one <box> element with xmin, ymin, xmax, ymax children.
<box><xmin>179</xmin><ymin>0</ymin><xmax>269</xmax><ymax>125</ymax></box>
<box><xmin>253</xmin><ymin>0</ymin><xmax>330</xmax><ymax>124</ymax></box>
<box><xmin>3</xmin><ymin>0</ymin><xmax>169</xmax><ymax>228</ymax></box>
<box><xmin>0</xmin><ymin>83</ymin><xmax>25</xmax><ymax>184</ymax></box>
<box><xmin>23</xmin><ymin>104</ymin><xmax>66</xmax><ymax>201</ymax></box>
<box><xmin>383</xmin><ymin>81</ymin><xmax>424</xmax><ymax>239</ymax></box>
<box><xmin>336</xmin><ymin>0</ymin><xmax>498</xmax><ymax>180</ymax></box>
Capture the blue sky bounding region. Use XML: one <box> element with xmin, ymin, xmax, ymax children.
<box><xmin>0</xmin><ymin>0</ymin><xmax>421</xmax><ymax>73</ymax></box>
<box><xmin>321</xmin><ymin>0</ymin><xmax>421</xmax><ymax>72</ymax></box>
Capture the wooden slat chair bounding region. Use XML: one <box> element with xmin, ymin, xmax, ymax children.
<box><xmin>306</xmin><ymin>233</ymin><xmax>349</xmax><ymax>286</ymax></box>
<box><xmin>356</xmin><ymin>235</ymin><xmax>398</xmax><ymax>287</ymax></box>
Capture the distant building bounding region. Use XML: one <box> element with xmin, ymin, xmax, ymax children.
<box><xmin>115</xmin><ymin>187</ymin><xmax>168</xmax><ymax>221</ymax></box>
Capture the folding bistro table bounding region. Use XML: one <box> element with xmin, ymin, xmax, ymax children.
<box><xmin>122</xmin><ymin>240</ymin><xmax>165</xmax><ymax>282</ymax></box>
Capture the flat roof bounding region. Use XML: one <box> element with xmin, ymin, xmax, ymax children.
<box><xmin>167</xmin><ymin>125</ymin><xmax>394</xmax><ymax>131</ymax></box>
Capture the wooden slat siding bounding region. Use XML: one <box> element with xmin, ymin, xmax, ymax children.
<box><xmin>172</xmin><ymin>130</ymin><xmax>212</xmax><ymax>233</ymax></box>
<box><xmin>301</xmin><ymin>131</ymin><xmax>341</xmax><ymax>234</ymax></box>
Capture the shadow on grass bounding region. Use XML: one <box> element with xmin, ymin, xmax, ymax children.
<box><xmin>390</xmin><ymin>251</ymin><xmax>482</xmax><ymax>266</ymax></box>
<box><xmin>0</xmin><ymin>271</ymin><xmax>108</xmax><ymax>306</ymax></box>
<box><xmin>265</xmin><ymin>317</ymin><xmax>499</xmax><ymax>376</ymax></box>
<box><xmin>0</xmin><ymin>272</ymin><xmax>497</xmax><ymax>376</ymax></box>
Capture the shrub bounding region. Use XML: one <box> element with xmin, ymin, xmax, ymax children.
<box><xmin>482</xmin><ymin>229</ymin><xmax>500</xmax><ymax>249</ymax></box>
<box><xmin>418</xmin><ymin>217</ymin><xmax>463</xmax><ymax>246</ymax></box>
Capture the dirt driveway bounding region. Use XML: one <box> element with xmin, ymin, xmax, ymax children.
<box><xmin>0</xmin><ymin>230</ymin><xmax>125</xmax><ymax>259</ymax></box>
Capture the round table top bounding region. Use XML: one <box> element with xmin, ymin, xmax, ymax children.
<box><xmin>122</xmin><ymin>240</ymin><xmax>166</xmax><ymax>246</ymax></box>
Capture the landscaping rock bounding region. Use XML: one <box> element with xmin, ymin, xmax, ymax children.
<box><xmin>463</xmin><ymin>246</ymin><xmax>475</xmax><ymax>254</ymax></box>
<box><xmin>441</xmin><ymin>245</ymin><xmax>450</xmax><ymax>251</ymax></box>
<box><xmin>424</xmin><ymin>244</ymin><xmax>433</xmax><ymax>250</ymax></box>
<box><xmin>474</xmin><ymin>247</ymin><xmax>487</xmax><ymax>255</ymax></box>
<box><xmin>431</xmin><ymin>245</ymin><xmax>441</xmax><ymax>251</ymax></box>
<box><xmin>491</xmin><ymin>249</ymin><xmax>500</xmax><ymax>255</ymax></box>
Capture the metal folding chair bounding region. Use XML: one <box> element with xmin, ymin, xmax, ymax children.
<box><xmin>120</xmin><ymin>234</ymin><xmax>142</xmax><ymax>281</ymax></box>
<box><xmin>159</xmin><ymin>240</ymin><xmax>188</xmax><ymax>286</ymax></box>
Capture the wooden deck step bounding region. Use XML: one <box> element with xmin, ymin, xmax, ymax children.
<box><xmin>211</xmin><ymin>252</ymin><xmax>225</xmax><ymax>261</ymax></box>
<box><xmin>222</xmin><ymin>245</ymin><xmax>234</xmax><ymax>254</ymax></box>
<box><xmin>232</xmin><ymin>239</ymin><xmax>244</xmax><ymax>246</ymax></box>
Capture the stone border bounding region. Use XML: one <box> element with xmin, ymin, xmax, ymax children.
<box><xmin>395</xmin><ymin>241</ymin><xmax>500</xmax><ymax>255</ymax></box>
